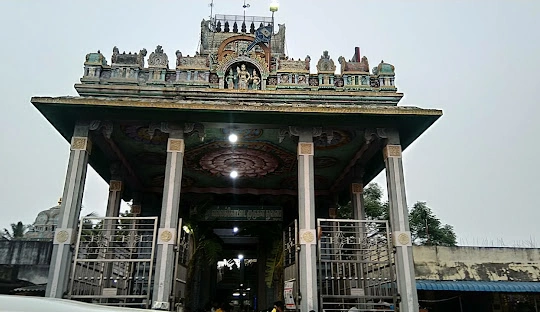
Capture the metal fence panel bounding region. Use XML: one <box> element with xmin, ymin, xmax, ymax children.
<box><xmin>68</xmin><ymin>216</ymin><xmax>158</xmax><ymax>308</ymax></box>
<box><xmin>317</xmin><ymin>219</ymin><xmax>397</xmax><ymax>312</ymax></box>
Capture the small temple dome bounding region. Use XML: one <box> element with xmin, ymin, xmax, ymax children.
<box><xmin>25</xmin><ymin>198</ymin><xmax>62</xmax><ymax>240</ymax></box>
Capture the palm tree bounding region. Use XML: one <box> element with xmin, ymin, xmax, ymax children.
<box><xmin>2</xmin><ymin>221</ymin><xmax>29</xmax><ymax>240</ymax></box>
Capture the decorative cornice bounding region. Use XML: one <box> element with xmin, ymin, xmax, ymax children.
<box><xmin>33</xmin><ymin>96</ymin><xmax>442</xmax><ymax>117</ymax></box>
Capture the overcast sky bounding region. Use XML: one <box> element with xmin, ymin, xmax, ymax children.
<box><xmin>0</xmin><ymin>0</ymin><xmax>538</xmax><ymax>247</ymax></box>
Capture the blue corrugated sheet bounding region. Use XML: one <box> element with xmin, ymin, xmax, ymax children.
<box><xmin>416</xmin><ymin>280</ymin><xmax>540</xmax><ymax>293</ymax></box>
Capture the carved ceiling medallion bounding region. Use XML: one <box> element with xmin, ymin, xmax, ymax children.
<box><xmin>185</xmin><ymin>141</ymin><xmax>295</xmax><ymax>178</ymax></box>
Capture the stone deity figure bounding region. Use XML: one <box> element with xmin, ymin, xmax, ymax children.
<box><xmin>252</xmin><ymin>70</ymin><xmax>261</xmax><ymax>90</ymax></box>
<box><xmin>237</xmin><ymin>64</ymin><xmax>251</xmax><ymax>90</ymax></box>
<box><xmin>226</xmin><ymin>69</ymin><xmax>235</xmax><ymax>89</ymax></box>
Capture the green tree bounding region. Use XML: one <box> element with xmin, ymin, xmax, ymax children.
<box><xmin>2</xmin><ymin>221</ymin><xmax>29</xmax><ymax>240</ymax></box>
<box><xmin>337</xmin><ymin>183</ymin><xmax>457</xmax><ymax>246</ymax></box>
<box><xmin>337</xmin><ymin>183</ymin><xmax>388</xmax><ymax>220</ymax></box>
<box><xmin>409</xmin><ymin>202</ymin><xmax>457</xmax><ymax>246</ymax></box>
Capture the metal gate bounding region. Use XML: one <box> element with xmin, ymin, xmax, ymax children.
<box><xmin>283</xmin><ymin>220</ymin><xmax>299</xmax><ymax>311</ymax></box>
<box><xmin>317</xmin><ymin>219</ymin><xmax>397</xmax><ymax>312</ymax></box>
<box><xmin>69</xmin><ymin>216</ymin><xmax>158</xmax><ymax>308</ymax></box>
<box><xmin>172</xmin><ymin>218</ymin><xmax>192</xmax><ymax>310</ymax></box>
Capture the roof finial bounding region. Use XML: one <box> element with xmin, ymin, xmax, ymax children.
<box><xmin>242</xmin><ymin>0</ymin><xmax>250</xmax><ymax>24</ymax></box>
<box><xmin>209</xmin><ymin>0</ymin><xmax>214</xmax><ymax>19</ymax></box>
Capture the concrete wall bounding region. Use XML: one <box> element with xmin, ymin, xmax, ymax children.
<box><xmin>413</xmin><ymin>246</ymin><xmax>540</xmax><ymax>282</ymax></box>
<box><xmin>0</xmin><ymin>240</ymin><xmax>53</xmax><ymax>285</ymax></box>
<box><xmin>0</xmin><ymin>240</ymin><xmax>53</xmax><ymax>265</ymax></box>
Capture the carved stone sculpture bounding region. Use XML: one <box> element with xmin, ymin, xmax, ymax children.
<box><xmin>148</xmin><ymin>45</ymin><xmax>169</xmax><ymax>69</ymax></box>
<box><xmin>316</xmin><ymin>51</ymin><xmax>336</xmax><ymax>73</ymax></box>
<box><xmin>226</xmin><ymin>69</ymin><xmax>235</xmax><ymax>89</ymax></box>
<box><xmin>237</xmin><ymin>64</ymin><xmax>251</xmax><ymax>90</ymax></box>
<box><xmin>252</xmin><ymin>71</ymin><xmax>261</xmax><ymax>90</ymax></box>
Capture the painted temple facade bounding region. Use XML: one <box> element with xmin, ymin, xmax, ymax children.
<box><xmin>31</xmin><ymin>14</ymin><xmax>442</xmax><ymax>312</ymax></box>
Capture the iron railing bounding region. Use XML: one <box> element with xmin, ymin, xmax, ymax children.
<box><xmin>317</xmin><ymin>219</ymin><xmax>397</xmax><ymax>312</ymax></box>
<box><xmin>68</xmin><ymin>216</ymin><xmax>158</xmax><ymax>308</ymax></box>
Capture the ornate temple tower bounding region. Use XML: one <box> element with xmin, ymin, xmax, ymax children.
<box><xmin>32</xmin><ymin>13</ymin><xmax>441</xmax><ymax>312</ymax></box>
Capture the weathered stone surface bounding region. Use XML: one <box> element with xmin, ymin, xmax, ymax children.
<box><xmin>414</xmin><ymin>246</ymin><xmax>540</xmax><ymax>282</ymax></box>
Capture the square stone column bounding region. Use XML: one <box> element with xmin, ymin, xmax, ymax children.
<box><xmin>106</xmin><ymin>179</ymin><xmax>123</xmax><ymax>218</ymax></box>
<box><xmin>152</xmin><ymin>131</ymin><xmax>185</xmax><ymax>310</ymax></box>
<box><xmin>46</xmin><ymin>124</ymin><xmax>91</xmax><ymax>298</ymax></box>
<box><xmin>297</xmin><ymin>132</ymin><xmax>318</xmax><ymax>312</ymax></box>
<box><xmin>101</xmin><ymin>177</ymin><xmax>124</xmax><ymax>291</ymax></box>
<box><xmin>351</xmin><ymin>182</ymin><xmax>365</xmax><ymax>220</ymax></box>
<box><xmin>383</xmin><ymin>143</ymin><xmax>419</xmax><ymax>312</ymax></box>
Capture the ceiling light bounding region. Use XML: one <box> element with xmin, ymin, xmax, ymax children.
<box><xmin>182</xmin><ymin>225</ymin><xmax>192</xmax><ymax>234</ymax></box>
<box><xmin>233</xmin><ymin>227</ymin><xmax>239</xmax><ymax>233</ymax></box>
<box><xmin>228</xmin><ymin>133</ymin><xmax>238</xmax><ymax>143</ymax></box>
<box><xmin>230</xmin><ymin>170</ymin><xmax>238</xmax><ymax>178</ymax></box>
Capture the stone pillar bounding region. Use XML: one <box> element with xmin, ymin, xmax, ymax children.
<box><xmin>152</xmin><ymin>130</ymin><xmax>185</xmax><ymax>310</ymax></box>
<box><xmin>101</xmin><ymin>166</ymin><xmax>123</xmax><ymax>290</ymax></box>
<box><xmin>46</xmin><ymin>123</ymin><xmax>91</xmax><ymax>298</ymax></box>
<box><xmin>106</xmin><ymin>179</ymin><xmax>123</xmax><ymax>218</ymax></box>
<box><xmin>351</xmin><ymin>182</ymin><xmax>365</xmax><ymax>220</ymax></box>
<box><xmin>296</xmin><ymin>130</ymin><xmax>318</xmax><ymax>312</ymax></box>
<box><xmin>106</xmin><ymin>163</ymin><xmax>124</xmax><ymax>219</ymax></box>
<box><xmin>383</xmin><ymin>141</ymin><xmax>418</xmax><ymax>312</ymax></box>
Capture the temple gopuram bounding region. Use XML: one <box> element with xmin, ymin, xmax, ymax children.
<box><xmin>31</xmin><ymin>12</ymin><xmax>441</xmax><ymax>312</ymax></box>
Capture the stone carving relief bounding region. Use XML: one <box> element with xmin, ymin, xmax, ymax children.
<box><xmin>217</xmin><ymin>53</ymin><xmax>269</xmax><ymax>77</ymax></box>
<box><xmin>148</xmin><ymin>45</ymin><xmax>169</xmax><ymax>69</ymax></box>
<box><xmin>267</xmin><ymin>77</ymin><xmax>277</xmax><ymax>86</ymax></box>
<box><xmin>316</xmin><ymin>51</ymin><xmax>336</xmax><ymax>73</ymax></box>
<box><xmin>338</xmin><ymin>55</ymin><xmax>370</xmax><ymax>74</ymax></box>
<box><xmin>176</xmin><ymin>51</ymin><xmax>209</xmax><ymax>70</ymax></box>
<box><xmin>309</xmin><ymin>77</ymin><xmax>319</xmax><ymax>86</ymax></box>
<box><xmin>277</xmin><ymin>56</ymin><xmax>310</xmax><ymax>73</ymax></box>
<box><xmin>111</xmin><ymin>46</ymin><xmax>147</xmax><ymax>67</ymax></box>
<box><xmin>225</xmin><ymin>63</ymin><xmax>261</xmax><ymax>90</ymax></box>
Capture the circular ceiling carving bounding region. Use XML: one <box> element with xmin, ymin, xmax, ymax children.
<box><xmin>200</xmin><ymin>148</ymin><xmax>278</xmax><ymax>178</ymax></box>
<box><xmin>185</xmin><ymin>141</ymin><xmax>296</xmax><ymax>178</ymax></box>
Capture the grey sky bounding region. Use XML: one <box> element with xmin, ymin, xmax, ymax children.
<box><xmin>0</xmin><ymin>0</ymin><xmax>538</xmax><ymax>246</ymax></box>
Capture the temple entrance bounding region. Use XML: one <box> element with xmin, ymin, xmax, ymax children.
<box><xmin>183</xmin><ymin>204</ymin><xmax>286</xmax><ymax>311</ymax></box>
